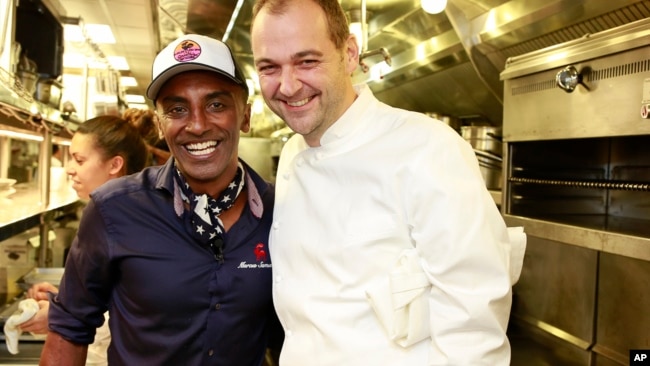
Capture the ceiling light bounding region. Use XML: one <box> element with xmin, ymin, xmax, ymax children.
<box><xmin>120</xmin><ymin>76</ymin><xmax>138</xmax><ymax>87</ymax></box>
<box><xmin>89</xmin><ymin>59</ymin><xmax>110</xmax><ymax>69</ymax></box>
<box><xmin>84</xmin><ymin>24</ymin><xmax>115</xmax><ymax>44</ymax></box>
<box><xmin>107</xmin><ymin>56</ymin><xmax>130</xmax><ymax>71</ymax></box>
<box><xmin>64</xmin><ymin>24</ymin><xmax>84</xmax><ymax>42</ymax></box>
<box><xmin>64</xmin><ymin>53</ymin><xmax>116</xmax><ymax>70</ymax></box>
<box><xmin>421</xmin><ymin>0</ymin><xmax>447</xmax><ymax>14</ymax></box>
<box><xmin>63</xmin><ymin>23</ymin><xmax>115</xmax><ymax>44</ymax></box>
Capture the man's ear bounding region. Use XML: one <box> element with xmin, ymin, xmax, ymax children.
<box><xmin>240</xmin><ymin>103</ymin><xmax>252</xmax><ymax>134</ymax></box>
<box><xmin>345</xmin><ymin>35</ymin><xmax>360</xmax><ymax>75</ymax></box>
<box><xmin>154</xmin><ymin>113</ymin><xmax>165</xmax><ymax>140</ymax></box>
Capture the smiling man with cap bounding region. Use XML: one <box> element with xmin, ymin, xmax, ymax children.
<box><xmin>39</xmin><ymin>34</ymin><xmax>282</xmax><ymax>366</ymax></box>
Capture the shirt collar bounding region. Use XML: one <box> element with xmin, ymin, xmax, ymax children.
<box><xmin>156</xmin><ymin>158</ymin><xmax>267</xmax><ymax>219</ymax></box>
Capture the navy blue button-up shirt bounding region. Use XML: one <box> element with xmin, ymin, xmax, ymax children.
<box><xmin>49</xmin><ymin>158</ymin><xmax>280</xmax><ymax>365</ymax></box>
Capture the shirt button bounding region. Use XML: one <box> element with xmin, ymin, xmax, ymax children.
<box><xmin>316</xmin><ymin>152</ymin><xmax>324</xmax><ymax>160</ymax></box>
<box><xmin>282</xmin><ymin>172</ymin><xmax>290</xmax><ymax>180</ymax></box>
<box><xmin>296</xmin><ymin>158</ymin><xmax>304</xmax><ymax>167</ymax></box>
<box><xmin>272</xmin><ymin>222</ymin><xmax>280</xmax><ymax>230</ymax></box>
<box><xmin>215</xmin><ymin>303</ymin><xmax>221</xmax><ymax>310</ymax></box>
<box><xmin>208</xmin><ymin>349</ymin><xmax>214</xmax><ymax>356</ymax></box>
<box><xmin>285</xmin><ymin>330</ymin><xmax>293</xmax><ymax>337</ymax></box>
<box><xmin>275</xmin><ymin>275</ymin><xmax>282</xmax><ymax>283</ymax></box>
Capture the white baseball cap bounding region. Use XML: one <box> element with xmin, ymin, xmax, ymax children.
<box><xmin>146</xmin><ymin>34</ymin><xmax>248</xmax><ymax>101</ymax></box>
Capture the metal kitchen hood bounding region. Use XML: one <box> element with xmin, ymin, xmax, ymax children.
<box><xmin>154</xmin><ymin>0</ymin><xmax>650</xmax><ymax>127</ymax></box>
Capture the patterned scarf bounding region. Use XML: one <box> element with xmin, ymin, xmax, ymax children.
<box><xmin>174</xmin><ymin>161</ymin><xmax>246</xmax><ymax>262</ymax></box>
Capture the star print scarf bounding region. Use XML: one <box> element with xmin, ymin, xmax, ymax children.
<box><xmin>174</xmin><ymin>161</ymin><xmax>246</xmax><ymax>262</ymax></box>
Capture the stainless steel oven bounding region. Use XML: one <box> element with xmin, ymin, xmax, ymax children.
<box><xmin>501</xmin><ymin>18</ymin><xmax>650</xmax><ymax>366</ymax></box>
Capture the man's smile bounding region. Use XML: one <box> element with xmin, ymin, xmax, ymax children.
<box><xmin>184</xmin><ymin>140</ymin><xmax>220</xmax><ymax>156</ymax></box>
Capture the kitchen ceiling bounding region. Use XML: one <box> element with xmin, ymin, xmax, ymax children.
<box><xmin>53</xmin><ymin>0</ymin><xmax>490</xmax><ymax>105</ymax></box>
<box><xmin>53</xmin><ymin>0</ymin><xmax>158</xmax><ymax>101</ymax></box>
<box><xmin>52</xmin><ymin>0</ymin><xmax>650</xmax><ymax>123</ymax></box>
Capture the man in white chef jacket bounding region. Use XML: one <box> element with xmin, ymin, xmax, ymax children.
<box><xmin>250</xmin><ymin>0</ymin><xmax>522</xmax><ymax>365</ymax></box>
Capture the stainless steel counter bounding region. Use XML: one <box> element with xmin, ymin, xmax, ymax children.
<box><xmin>504</xmin><ymin>214</ymin><xmax>650</xmax><ymax>365</ymax></box>
<box><xmin>503</xmin><ymin>214</ymin><xmax>650</xmax><ymax>262</ymax></box>
<box><xmin>0</xmin><ymin>184</ymin><xmax>80</xmax><ymax>242</ymax></box>
<box><xmin>0</xmin><ymin>340</ymin><xmax>42</xmax><ymax>364</ymax></box>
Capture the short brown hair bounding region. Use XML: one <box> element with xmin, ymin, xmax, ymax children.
<box><xmin>252</xmin><ymin>0</ymin><xmax>350</xmax><ymax>50</ymax></box>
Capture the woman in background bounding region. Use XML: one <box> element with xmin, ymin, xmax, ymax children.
<box><xmin>66</xmin><ymin>114</ymin><xmax>148</xmax><ymax>199</ymax></box>
<box><xmin>19</xmin><ymin>115</ymin><xmax>147</xmax><ymax>365</ymax></box>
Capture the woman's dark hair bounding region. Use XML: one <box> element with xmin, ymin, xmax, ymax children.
<box><xmin>122</xmin><ymin>108</ymin><xmax>159</xmax><ymax>146</ymax></box>
<box><xmin>76</xmin><ymin>115</ymin><xmax>148</xmax><ymax>175</ymax></box>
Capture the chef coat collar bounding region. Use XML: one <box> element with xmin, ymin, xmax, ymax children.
<box><xmin>319</xmin><ymin>84</ymin><xmax>375</xmax><ymax>146</ymax></box>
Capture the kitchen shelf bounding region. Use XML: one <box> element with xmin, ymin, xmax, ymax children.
<box><xmin>0</xmin><ymin>67</ymin><xmax>80</xmax><ymax>138</ymax></box>
<box><xmin>0</xmin><ymin>66</ymin><xmax>82</xmax><ymax>245</ymax></box>
<box><xmin>503</xmin><ymin>214</ymin><xmax>650</xmax><ymax>262</ymax></box>
<box><xmin>0</xmin><ymin>184</ymin><xmax>80</xmax><ymax>242</ymax></box>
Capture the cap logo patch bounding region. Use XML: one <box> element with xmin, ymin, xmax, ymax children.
<box><xmin>174</xmin><ymin>40</ymin><xmax>201</xmax><ymax>62</ymax></box>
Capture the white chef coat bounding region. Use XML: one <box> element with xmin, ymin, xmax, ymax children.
<box><xmin>270</xmin><ymin>84</ymin><xmax>513</xmax><ymax>365</ymax></box>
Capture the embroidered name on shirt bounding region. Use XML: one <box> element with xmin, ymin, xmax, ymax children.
<box><xmin>238</xmin><ymin>261</ymin><xmax>272</xmax><ymax>269</ymax></box>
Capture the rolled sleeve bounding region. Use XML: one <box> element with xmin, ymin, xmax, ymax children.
<box><xmin>49</xmin><ymin>200</ymin><xmax>111</xmax><ymax>345</ymax></box>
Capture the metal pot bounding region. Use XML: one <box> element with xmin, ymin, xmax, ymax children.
<box><xmin>460</xmin><ymin>126</ymin><xmax>503</xmax><ymax>157</ymax></box>
<box><xmin>15</xmin><ymin>70</ymin><xmax>38</xmax><ymax>95</ymax></box>
<box><xmin>35</xmin><ymin>77</ymin><xmax>63</xmax><ymax>109</ymax></box>
<box><xmin>478</xmin><ymin>162</ymin><xmax>502</xmax><ymax>190</ymax></box>
<box><xmin>473</xmin><ymin>149</ymin><xmax>502</xmax><ymax>190</ymax></box>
